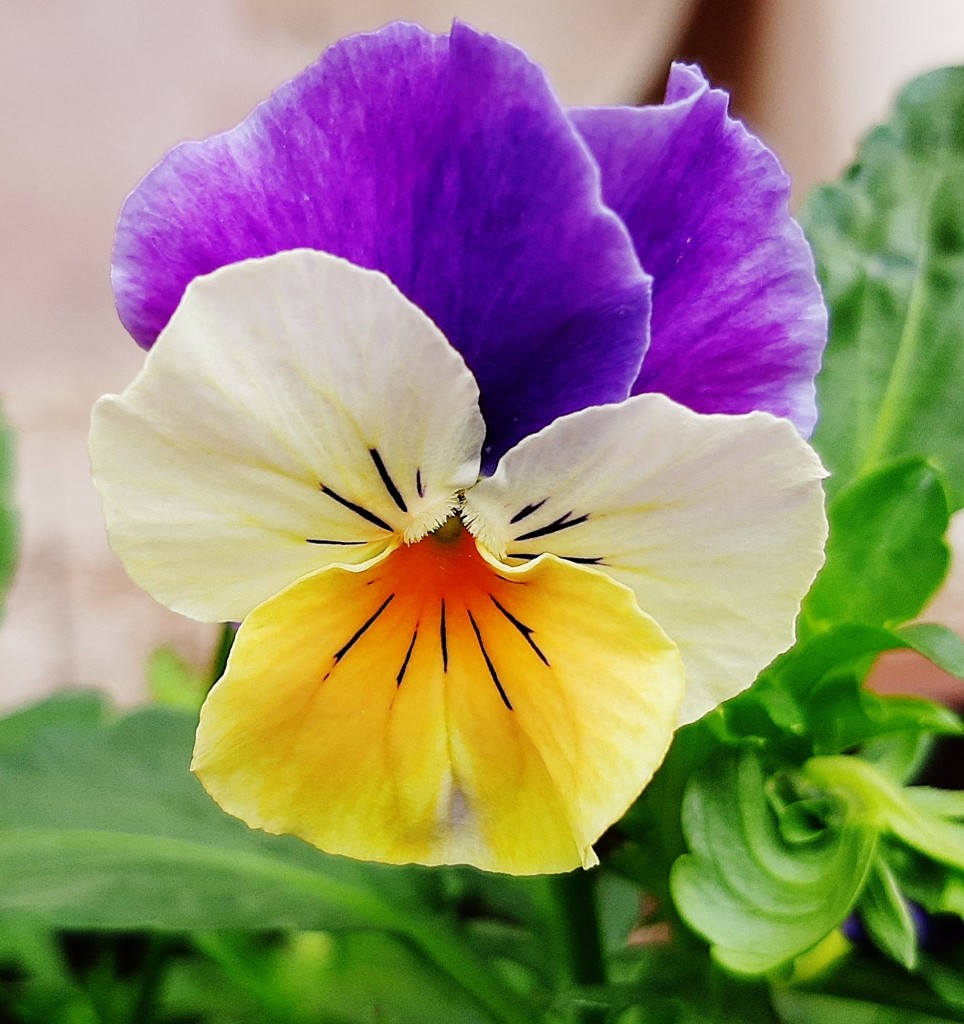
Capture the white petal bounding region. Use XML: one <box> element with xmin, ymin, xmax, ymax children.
<box><xmin>91</xmin><ymin>250</ymin><xmax>485</xmax><ymax>622</ymax></box>
<box><xmin>464</xmin><ymin>393</ymin><xmax>827</xmax><ymax>723</ymax></box>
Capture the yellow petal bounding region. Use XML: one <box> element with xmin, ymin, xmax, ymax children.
<box><xmin>193</xmin><ymin>521</ymin><xmax>684</xmax><ymax>874</ymax></box>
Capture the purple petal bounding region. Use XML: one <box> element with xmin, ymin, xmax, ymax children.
<box><xmin>113</xmin><ymin>22</ymin><xmax>650</xmax><ymax>469</ymax></box>
<box><xmin>570</xmin><ymin>63</ymin><xmax>825</xmax><ymax>435</ymax></box>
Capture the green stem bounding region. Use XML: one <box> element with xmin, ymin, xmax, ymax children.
<box><xmin>549</xmin><ymin>870</ymin><xmax>607</xmax><ymax>1024</ymax></box>
<box><xmin>208</xmin><ymin>622</ymin><xmax>237</xmax><ymax>690</ymax></box>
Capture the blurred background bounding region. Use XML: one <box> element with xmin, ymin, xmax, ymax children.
<box><xmin>3</xmin><ymin>0</ymin><xmax>964</xmax><ymax>710</ymax></box>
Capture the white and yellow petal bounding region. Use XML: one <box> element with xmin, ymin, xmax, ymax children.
<box><xmin>464</xmin><ymin>393</ymin><xmax>827</xmax><ymax>724</ymax></box>
<box><xmin>192</xmin><ymin>520</ymin><xmax>684</xmax><ymax>874</ymax></box>
<box><xmin>90</xmin><ymin>249</ymin><xmax>485</xmax><ymax>622</ymax></box>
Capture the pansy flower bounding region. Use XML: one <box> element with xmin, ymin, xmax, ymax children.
<box><xmin>91</xmin><ymin>23</ymin><xmax>827</xmax><ymax>874</ymax></box>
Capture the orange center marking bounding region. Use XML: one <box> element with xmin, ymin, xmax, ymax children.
<box><xmin>345</xmin><ymin>516</ymin><xmax>542</xmax><ymax>708</ymax></box>
<box><xmin>390</xmin><ymin>514</ymin><xmax>502</xmax><ymax>603</ymax></box>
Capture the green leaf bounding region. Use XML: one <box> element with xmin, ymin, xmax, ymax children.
<box><xmin>576</xmin><ymin>944</ymin><xmax>781</xmax><ymax>1024</ymax></box>
<box><xmin>782</xmin><ymin>941</ymin><xmax>964</xmax><ymax>1021</ymax></box>
<box><xmin>615</xmin><ymin>719</ymin><xmax>720</xmax><ymax>899</ymax></box>
<box><xmin>0</xmin><ymin>694</ymin><xmax>539</xmax><ymax>1024</ymax></box>
<box><xmin>919</xmin><ymin>952</ymin><xmax>964</xmax><ymax>1016</ymax></box>
<box><xmin>887</xmin><ymin>845</ymin><xmax>964</xmax><ymax>918</ymax></box>
<box><xmin>944</xmin><ymin>875</ymin><xmax>964</xmax><ymax>916</ymax></box>
<box><xmin>713</xmin><ymin>624</ymin><xmax>960</xmax><ymax>761</ymax></box>
<box><xmin>725</xmin><ymin>624</ymin><xmax>901</xmax><ymax>733</ymax></box>
<box><xmin>0</xmin><ymin>696</ymin><xmax>424</xmax><ymax>933</ymax></box>
<box><xmin>805</xmin><ymin>675</ymin><xmax>962</xmax><ymax>756</ymax></box>
<box><xmin>858</xmin><ymin>857</ymin><xmax>918</xmax><ymax>969</ymax></box>
<box><xmin>0</xmin><ymin>414</ymin><xmax>18</xmax><ymax>616</ymax></box>
<box><xmin>183</xmin><ymin>931</ymin><xmax>492</xmax><ymax>1024</ymax></box>
<box><xmin>907</xmin><ymin>787</ymin><xmax>964</xmax><ymax>820</ymax></box>
<box><xmin>776</xmin><ymin>987</ymin><xmax>962</xmax><ymax>1024</ymax></box>
<box><xmin>899</xmin><ymin>623</ymin><xmax>964</xmax><ymax>680</ymax></box>
<box><xmin>290</xmin><ymin>931</ymin><xmax>492</xmax><ymax>1024</ymax></box>
<box><xmin>802</xmin><ymin>458</ymin><xmax>949</xmax><ymax>630</ymax></box>
<box><xmin>670</xmin><ymin>751</ymin><xmax>877</xmax><ymax>975</ymax></box>
<box><xmin>0</xmin><ymin>691</ymin><xmax>106</xmax><ymax>751</ymax></box>
<box><xmin>859</xmin><ymin>731</ymin><xmax>937</xmax><ymax>784</ymax></box>
<box><xmin>0</xmin><ymin>916</ymin><xmax>101</xmax><ymax>1024</ymax></box>
<box><xmin>434</xmin><ymin>867</ymin><xmax>563</xmax><ymax>989</ymax></box>
<box><xmin>805</xmin><ymin>756</ymin><xmax>964</xmax><ymax>873</ymax></box>
<box><xmin>802</xmin><ymin>67</ymin><xmax>964</xmax><ymax>508</ymax></box>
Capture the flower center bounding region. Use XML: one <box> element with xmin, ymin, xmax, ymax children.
<box><xmin>429</xmin><ymin>512</ymin><xmax>467</xmax><ymax>546</ymax></box>
<box><xmin>312</xmin><ymin>513</ymin><xmax>547</xmax><ymax>713</ymax></box>
<box><xmin>391</xmin><ymin>513</ymin><xmax>508</xmax><ymax>624</ymax></box>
